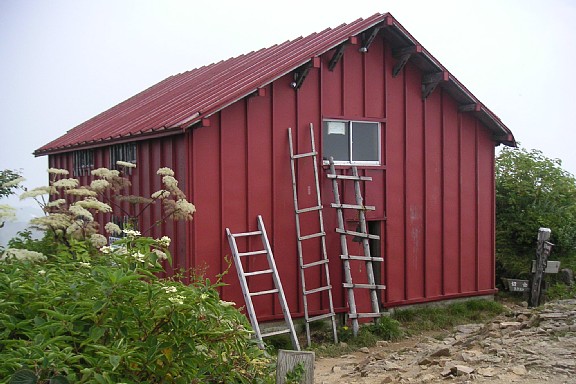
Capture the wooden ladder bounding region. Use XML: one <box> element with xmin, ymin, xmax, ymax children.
<box><xmin>327</xmin><ymin>157</ymin><xmax>385</xmax><ymax>336</ymax></box>
<box><xmin>288</xmin><ymin>123</ymin><xmax>338</xmax><ymax>346</ymax></box>
<box><xmin>226</xmin><ymin>215</ymin><xmax>300</xmax><ymax>351</ymax></box>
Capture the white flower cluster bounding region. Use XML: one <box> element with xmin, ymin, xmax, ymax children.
<box><xmin>156</xmin><ymin>167</ymin><xmax>174</xmax><ymax>177</ymax></box>
<box><xmin>78</xmin><ymin>262</ymin><xmax>92</xmax><ymax>268</ymax></box>
<box><xmin>157</xmin><ymin>236</ymin><xmax>171</xmax><ymax>247</ymax></box>
<box><xmin>76</xmin><ymin>197</ymin><xmax>112</xmax><ymax>213</ymax></box>
<box><xmin>151</xmin><ymin>190</ymin><xmax>170</xmax><ymax>200</ymax></box>
<box><xmin>30</xmin><ymin>213</ymin><xmax>71</xmax><ymax>230</ymax></box>
<box><xmin>0</xmin><ymin>205</ymin><xmax>16</xmax><ymax>223</ymax></box>
<box><xmin>69</xmin><ymin>204</ymin><xmax>94</xmax><ymax>221</ymax></box>
<box><xmin>168</xmin><ymin>295</ymin><xmax>185</xmax><ymax>305</ymax></box>
<box><xmin>47</xmin><ymin>168</ymin><xmax>69</xmax><ymax>175</ymax></box>
<box><xmin>20</xmin><ymin>186</ymin><xmax>52</xmax><ymax>200</ymax></box>
<box><xmin>90</xmin><ymin>234</ymin><xmax>108</xmax><ymax>248</ymax></box>
<box><xmin>116</xmin><ymin>161</ymin><xmax>137</xmax><ymax>169</ymax></box>
<box><xmin>65</xmin><ymin>188</ymin><xmax>98</xmax><ymax>197</ymax></box>
<box><xmin>162</xmin><ymin>175</ymin><xmax>178</xmax><ymax>190</ymax></box>
<box><xmin>1</xmin><ymin>176</ymin><xmax>26</xmax><ymax>188</ymax></box>
<box><xmin>152</xmin><ymin>249</ymin><xmax>168</xmax><ymax>260</ymax></box>
<box><xmin>163</xmin><ymin>286</ymin><xmax>178</xmax><ymax>293</ymax></box>
<box><xmin>104</xmin><ymin>222</ymin><xmax>121</xmax><ymax>235</ymax></box>
<box><xmin>90</xmin><ymin>179</ymin><xmax>110</xmax><ymax>192</ymax></box>
<box><xmin>100</xmin><ymin>246</ymin><xmax>114</xmax><ymax>254</ymax></box>
<box><xmin>132</xmin><ymin>251</ymin><xmax>146</xmax><ymax>263</ymax></box>
<box><xmin>123</xmin><ymin>229</ymin><xmax>141</xmax><ymax>238</ymax></box>
<box><xmin>0</xmin><ymin>248</ymin><xmax>47</xmax><ymax>263</ymax></box>
<box><xmin>91</xmin><ymin>168</ymin><xmax>120</xmax><ymax>179</ymax></box>
<box><xmin>46</xmin><ymin>199</ymin><xmax>66</xmax><ymax>208</ymax></box>
<box><xmin>53</xmin><ymin>178</ymin><xmax>80</xmax><ymax>189</ymax></box>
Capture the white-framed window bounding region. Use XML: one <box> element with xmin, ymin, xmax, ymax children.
<box><xmin>322</xmin><ymin>120</ymin><xmax>381</xmax><ymax>165</ymax></box>
<box><xmin>73</xmin><ymin>149</ymin><xmax>94</xmax><ymax>176</ymax></box>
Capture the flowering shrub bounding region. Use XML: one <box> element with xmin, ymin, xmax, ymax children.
<box><xmin>0</xmin><ymin>233</ymin><xmax>274</xmax><ymax>383</ymax></box>
<box><xmin>0</xmin><ymin>165</ymin><xmax>275</xmax><ymax>383</ymax></box>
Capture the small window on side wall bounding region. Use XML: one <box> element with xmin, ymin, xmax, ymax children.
<box><xmin>110</xmin><ymin>142</ymin><xmax>137</xmax><ymax>172</ymax></box>
<box><xmin>323</xmin><ymin>120</ymin><xmax>380</xmax><ymax>165</ymax></box>
<box><xmin>73</xmin><ymin>149</ymin><xmax>94</xmax><ymax>176</ymax></box>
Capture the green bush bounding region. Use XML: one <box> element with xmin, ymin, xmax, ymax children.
<box><xmin>0</xmin><ymin>234</ymin><xmax>274</xmax><ymax>383</ymax></box>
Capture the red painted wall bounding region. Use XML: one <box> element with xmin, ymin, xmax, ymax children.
<box><xmin>50</xmin><ymin>34</ymin><xmax>498</xmax><ymax>321</ymax></box>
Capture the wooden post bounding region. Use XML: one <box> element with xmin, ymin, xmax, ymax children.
<box><xmin>529</xmin><ymin>228</ymin><xmax>553</xmax><ymax>307</ymax></box>
<box><xmin>276</xmin><ymin>350</ymin><xmax>315</xmax><ymax>384</ymax></box>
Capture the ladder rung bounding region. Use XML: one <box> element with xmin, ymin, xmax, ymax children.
<box><xmin>349</xmin><ymin>312</ymin><xmax>382</xmax><ymax>319</ymax></box>
<box><xmin>343</xmin><ymin>283</ymin><xmax>386</xmax><ymax>290</ymax></box>
<box><xmin>302</xmin><ymin>259</ymin><xmax>329</xmax><ymax>269</ymax></box>
<box><xmin>232</xmin><ymin>230</ymin><xmax>262</xmax><ymax>237</ymax></box>
<box><xmin>238</xmin><ymin>250</ymin><xmax>268</xmax><ymax>257</ymax></box>
<box><xmin>261</xmin><ymin>328</ymin><xmax>291</xmax><ymax>338</ymax></box>
<box><xmin>296</xmin><ymin>205</ymin><xmax>323</xmax><ymax>214</ymax></box>
<box><xmin>307</xmin><ymin>312</ymin><xmax>336</xmax><ymax>323</ymax></box>
<box><xmin>326</xmin><ymin>174</ymin><xmax>373</xmax><ymax>181</ymax></box>
<box><xmin>292</xmin><ymin>151</ymin><xmax>317</xmax><ymax>159</ymax></box>
<box><xmin>299</xmin><ymin>232</ymin><xmax>325</xmax><ymax>241</ymax></box>
<box><xmin>335</xmin><ymin>228</ymin><xmax>380</xmax><ymax>240</ymax></box>
<box><xmin>250</xmin><ymin>288</ymin><xmax>279</xmax><ymax>297</ymax></box>
<box><xmin>331</xmin><ymin>203</ymin><xmax>375</xmax><ymax>211</ymax></box>
<box><xmin>341</xmin><ymin>255</ymin><xmax>384</xmax><ymax>262</ymax></box>
<box><xmin>304</xmin><ymin>285</ymin><xmax>332</xmax><ymax>295</ymax></box>
<box><xmin>244</xmin><ymin>269</ymin><xmax>273</xmax><ymax>277</ymax></box>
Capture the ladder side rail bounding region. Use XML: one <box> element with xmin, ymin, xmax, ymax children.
<box><xmin>257</xmin><ymin>215</ymin><xmax>301</xmax><ymax>351</ymax></box>
<box><xmin>329</xmin><ymin>157</ymin><xmax>359</xmax><ymax>336</ymax></box>
<box><xmin>225</xmin><ymin>228</ymin><xmax>264</xmax><ymax>347</ymax></box>
<box><xmin>288</xmin><ymin>128</ymin><xmax>311</xmax><ymax>346</ymax></box>
<box><xmin>310</xmin><ymin>124</ymin><xmax>338</xmax><ymax>344</ymax></box>
<box><xmin>352</xmin><ymin>166</ymin><xmax>381</xmax><ymax>316</ymax></box>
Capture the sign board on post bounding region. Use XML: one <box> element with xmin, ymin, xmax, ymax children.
<box><xmin>531</xmin><ymin>260</ymin><xmax>560</xmax><ymax>274</ymax></box>
<box><xmin>507</xmin><ymin>279</ymin><xmax>530</xmax><ymax>292</ymax></box>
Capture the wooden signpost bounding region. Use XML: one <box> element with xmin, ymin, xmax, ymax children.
<box><xmin>529</xmin><ymin>228</ymin><xmax>555</xmax><ymax>307</ymax></box>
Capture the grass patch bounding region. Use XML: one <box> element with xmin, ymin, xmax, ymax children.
<box><xmin>392</xmin><ymin>299</ymin><xmax>505</xmax><ymax>333</ymax></box>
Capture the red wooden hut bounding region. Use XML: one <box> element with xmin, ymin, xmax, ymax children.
<box><xmin>35</xmin><ymin>13</ymin><xmax>516</xmax><ymax>322</ymax></box>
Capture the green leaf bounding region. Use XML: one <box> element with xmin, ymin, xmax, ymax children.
<box><xmin>9</xmin><ymin>369</ymin><xmax>37</xmax><ymax>384</ymax></box>
<box><xmin>49</xmin><ymin>376</ymin><xmax>70</xmax><ymax>384</ymax></box>
<box><xmin>109</xmin><ymin>355</ymin><xmax>121</xmax><ymax>370</ymax></box>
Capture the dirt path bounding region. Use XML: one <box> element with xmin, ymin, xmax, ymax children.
<box><xmin>314</xmin><ymin>299</ymin><xmax>576</xmax><ymax>383</ymax></box>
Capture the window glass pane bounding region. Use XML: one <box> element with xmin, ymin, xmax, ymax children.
<box><xmin>351</xmin><ymin>122</ymin><xmax>379</xmax><ymax>162</ymax></box>
<box><xmin>323</xmin><ymin>121</ymin><xmax>350</xmax><ymax>162</ymax></box>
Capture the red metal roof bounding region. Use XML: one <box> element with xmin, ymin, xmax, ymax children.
<box><xmin>35</xmin><ymin>13</ymin><xmax>515</xmax><ymax>156</ymax></box>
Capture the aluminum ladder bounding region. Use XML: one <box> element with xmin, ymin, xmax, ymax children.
<box><xmin>288</xmin><ymin>123</ymin><xmax>338</xmax><ymax>346</ymax></box>
<box><xmin>226</xmin><ymin>215</ymin><xmax>300</xmax><ymax>351</ymax></box>
<box><xmin>327</xmin><ymin>157</ymin><xmax>385</xmax><ymax>336</ymax></box>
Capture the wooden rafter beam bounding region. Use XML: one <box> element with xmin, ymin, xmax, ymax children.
<box><xmin>291</xmin><ymin>57</ymin><xmax>321</xmax><ymax>90</ymax></box>
<box><xmin>328</xmin><ymin>36</ymin><xmax>358</xmax><ymax>71</ymax></box>
<box><xmin>421</xmin><ymin>71</ymin><xmax>449</xmax><ymax>99</ymax></box>
<box><xmin>392</xmin><ymin>45</ymin><xmax>422</xmax><ymax>77</ymax></box>
<box><xmin>359</xmin><ymin>27</ymin><xmax>381</xmax><ymax>53</ymax></box>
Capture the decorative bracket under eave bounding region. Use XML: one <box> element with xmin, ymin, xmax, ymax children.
<box><xmin>422</xmin><ymin>71</ymin><xmax>449</xmax><ymax>99</ymax></box>
<box><xmin>291</xmin><ymin>57</ymin><xmax>321</xmax><ymax>89</ymax></box>
<box><xmin>328</xmin><ymin>36</ymin><xmax>358</xmax><ymax>71</ymax></box>
<box><xmin>459</xmin><ymin>103</ymin><xmax>482</xmax><ymax>112</ymax></box>
<box><xmin>392</xmin><ymin>45</ymin><xmax>422</xmax><ymax>77</ymax></box>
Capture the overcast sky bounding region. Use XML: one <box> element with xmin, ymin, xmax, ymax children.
<box><xmin>1</xmin><ymin>0</ymin><xmax>575</xmax><ymax>209</ymax></box>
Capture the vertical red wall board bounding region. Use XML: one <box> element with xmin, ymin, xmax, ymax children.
<box><xmin>404</xmin><ymin>63</ymin><xmax>425</xmax><ymax>301</ymax></box>
<box><xmin>246</xmin><ymin>88</ymin><xmax>276</xmax><ymax>317</ymax></box>
<box><xmin>459</xmin><ymin>113</ymin><xmax>478</xmax><ymax>293</ymax></box>
<box><xmin>441</xmin><ymin>93</ymin><xmax>461</xmax><ymax>295</ymax></box>
<box><xmin>424</xmin><ymin>91</ymin><xmax>443</xmax><ymax>299</ymax></box>
<box><xmin>342</xmin><ymin>43</ymin><xmax>364</xmax><ymax>118</ymax></box>
<box><xmin>383</xmin><ymin>47</ymin><xmax>407</xmax><ymax>304</ymax></box>
<box><xmin>363</xmin><ymin>40</ymin><xmax>385</xmax><ymax>119</ymax></box>
<box><xmin>476</xmin><ymin>126</ymin><xmax>496</xmax><ymax>291</ymax></box>
<box><xmin>271</xmin><ymin>75</ymin><xmax>301</xmax><ymax>315</ymax></box>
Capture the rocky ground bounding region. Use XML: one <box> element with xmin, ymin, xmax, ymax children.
<box><xmin>314</xmin><ymin>299</ymin><xmax>576</xmax><ymax>383</ymax></box>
